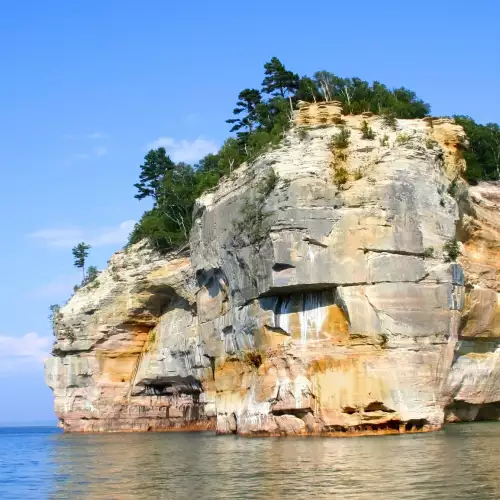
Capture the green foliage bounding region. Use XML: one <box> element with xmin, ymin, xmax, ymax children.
<box><xmin>295</xmin><ymin>76</ymin><xmax>320</xmax><ymax>102</ymax></box>
<box><xmin>313</xmin><ymin>72</ymin><xmax>429</xmax><ymax>118</ymax></box>
<box><xmin>262</xmin><ymin>57</ymin><xmax>299</xmax><ymax>98</ymax></box>
<box><xmin>333</xmin><ymin>166</ymin><xmax>349</xmax><ymax>187</ymax></box>
<box><xmin>258</xmin><ymin>168</ymin><xmax>279</xmax><ymax>197</ymax></box>
<box><xmin>443</xmin><ymin>239</ymin><xmax>461</xmax><ymax>262</ymax></box>
<box><xmin>216</xmin><ymin>138</ymin><xmax>245</xmax><ymax>175</ymax></box>
<box><xmin>134</xmin><ymin>148</ymin><xmax>175</xmax><ymax>201</ymax></box>
<box><xmin>226</xmin><ymin>88</ymin><xmax>262</xmax><ymax>135</ymax></box>
<box><xmin>361</xmin><ymin>120</ymin><xmax>375</xmax><ymax>140</ymax></box>
<box><xmin>396</xmin><ymin>133</ymin><xmax>411</xmax><ymax>145</ymax></box>
<box><xmin>86</xmin><ymin>265</ymin><xmax>99</xmax><ymax>281</ymax></box>
<box><xmin>454</xmin><ymin>116</ymin><xmax>500</xmax><ymax>183</ymax></box>
<box><xmin>382</xmin><ymin>113</ymin><xmax>397</xmax><ymax>130</ymax></box>
<box><xmin>82</xmin><ymin>266</ymin><xmax>99</xmax><ymax>288</ymax></box>
<box><xmin>72</xmin><ymin>242</ymin><xmax>91</xmax><ymax>281</ymax></box>
<box><xmin>379</xmin><ymin>134</ymin><xmax>390</xmax><ymax>147</ymax></box>
<box><xmin>423</xmin><ymin>247</ymin><xmax>435</xmax><ymax>258</ymax></box>
<box><xmin>354</xmin><ymin>168</ymin><xmax>363</xmax><ymax>180</ymax></box>
<box><xmin>128</xmin><ymin>58</ymin><xmax>498</xmax><ymax>254</ymax></box>
<box><xmin>48</xmin><ymin>304</ymin><xmax>60</xmax><ymax>325</ymax></box>
<box><xmin>331</xmin><ymin>127</ymin><xmax>351</xmax><ymax>149</ymax></box>
<box><xmin>130</xmin><ymin>157</ymin><xmax>204</xmax><ymax>252</ymax></box>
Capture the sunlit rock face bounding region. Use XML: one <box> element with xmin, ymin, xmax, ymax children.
<box><xmin>45</xmin><ymin>243</ymin><xmax>215</xmax><ymax>432</ymax></box>
<box><xmin>443</xmin><ymin>181</ymin><xmax>500</xmax><ymax>422</ymax></box>
<box><xmin>45</xmin><ymin>110</ymin><xmax>500</xmax><ymax>435</ymax></box>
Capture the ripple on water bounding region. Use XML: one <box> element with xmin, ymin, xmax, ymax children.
<box><xmin>1</xmin><ymin>423</ymin><xmax>500</xmax><ymax>499</ymax></box>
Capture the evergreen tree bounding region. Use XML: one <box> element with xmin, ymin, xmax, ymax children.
<box><xmin>226</xmin><ymin>89</ymin><xmax>262</xmax><ymax>135</ymax></box>
<box><xmin>127</xmin><ymin>57</ymin><xmax>498</xmax><ymax>254</ymax></box>
<box><xmin>134</xmin><ymin>147</ymin><xmax>176</xmax><ymax>203</ymax></box>
<box><xmin>262</xmin><ymin>57</ymin><xmax>299</xmax><ymax>98</ymax></box>
<box><xmin>130</xmin><ymin>161</ymin><xmax>198</xmax><ymax>251</ymax></box>
<box><xmin>72</xmin><ymin>242</ymin><xmax>91</xmax><ymax>281</ymax></box>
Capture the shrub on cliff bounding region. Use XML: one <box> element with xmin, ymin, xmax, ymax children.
<box><xmin>361</xmin><ymin>120</ymin><xmax>375</xmax><ymax>139</ymax></box>
<box><xmin>129</xmin><ymin>58</ymin><xmax>498</xmax><ymax>252</ymax></box>
<box><xmin>443</xmin><ymin>239</ymin><xmax>461</xmax><ymax>262</ymax></box>
<box><xmin>331</xmin><ymin>127</ymin><xmax>351</xmax><ymax>149</ymax></box>
<box><xmin>453</xmin><ymin>116</ymin><xmax>500</xmax><ymax>183</ymax></box>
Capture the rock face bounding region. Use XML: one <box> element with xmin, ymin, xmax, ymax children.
<box><xmin>45</xmin><ymin>108</ymin><xmax>500</xmax><ymax>435</ymax></box>
<box><xmin>444</xmin><ymin>181</ymin><xmax>500</xmax><ymax>422</ymax></box>
<box><xmin>45</xmin><ymin>244</ymin><xmax>215</xmax><ymax>431</ymax></box>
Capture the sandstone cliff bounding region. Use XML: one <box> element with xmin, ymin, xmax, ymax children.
<box><xmin>45</xmin><ymin>105</ymin><xmax>500</xmax><ymax>435</ymax></box>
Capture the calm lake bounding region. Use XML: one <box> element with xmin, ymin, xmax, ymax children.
<box><xmin>1</xmin><ymin>423</ymin><xmax>500</xmax><ymax>499</ymax></box>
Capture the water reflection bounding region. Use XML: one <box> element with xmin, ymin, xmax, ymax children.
<box><xmin>37</xmin><ymin>423</ymin><xmax>500</xmax><ymax>499</ymax></box>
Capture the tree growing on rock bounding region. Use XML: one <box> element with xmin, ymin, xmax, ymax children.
<box><xmin>72</xmin><ymin>242</ymin><xmax>91</xmax><ymax>281</ymax></box>
<box><xmin>134</xmin><ymin>147</ymin><xmax>176</xmax><ymax>204</ymax></box>
<box><xmin>261</xmin><ymin>57</ymin><xmax>300</xmax><ymax>98</ymax></box>
<box><xmin>226</xmin><ymin>88</ymin><xmax>262</xmax><ymax>137</ymax></box>
<box><xmin>84</xmin><ymin>265</ymin><xmax>99</xmax><ymax>285</ymax></box>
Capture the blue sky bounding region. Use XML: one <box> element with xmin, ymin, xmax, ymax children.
<box><xmin>0</xmin><ymin>0</ymin><xmax>498</xmax><ymax>424</ymax></box>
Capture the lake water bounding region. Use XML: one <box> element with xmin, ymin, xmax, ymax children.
<box><xmin>1</xmin><ymin>423</ymin><xmax>500</xmax><ymax>499</ymax></box>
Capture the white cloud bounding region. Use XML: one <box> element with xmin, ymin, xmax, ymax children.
<box><xmin>0</xmin><ymin>333</ymin><xmax>52</xmax><ymax>373</ymax></box>
<box><xmin>28</xmin><ymin>220</ymin><xmax>136</xmax><ymax>249</ymax></box>
<box><xmin>147</xmin><ymin>136</ymin><xmax>218</xmax><ymax>163</ymax></box>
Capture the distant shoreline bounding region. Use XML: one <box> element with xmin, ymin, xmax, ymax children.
<box><xmin>0</xmin><ymin>422</ymin><xmax>57</xmax><ymax>428</ymax></box>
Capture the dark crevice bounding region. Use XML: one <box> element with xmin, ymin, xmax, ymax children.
<box><xmin>264</xmin><ymin>325</ymin><xmax>290</xmax><ymax>336</ymax></box>
<box><xmin>405</xmin><ymin>419</ymin><xmax>429</xmax><ymax>431</ymax></box>
<box><xmin>272</xmin><ymin>263</ymin><xmax>296</xmax><ymax>272</ymax></box>
<box><xmin>272</xmin><ymin>408</ymin><xmax>310</xmax><ymax>418</ymax></box>
<box><xmin>361</xmin><ymin>247</ymin><xmax>427</xmax><ymax>258</ymax></box>
<box><xmin>364</xmin><ymin>401</ymin><xmax>396</xmax><ymax>413</ymax></box>
<box><xmin>342</xmin><ymin>406</ymin><xmax>357</xmax><ymax>414</ymax></box>
<box><xmin>303</xmin><ymin>237</ymin><xmax>328</xmax><ymax>248</ymax></box>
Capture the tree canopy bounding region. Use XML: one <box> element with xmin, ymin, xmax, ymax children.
<box><xmin>453</xmin><ymin>116</ymin><xmax>500</xmax><ymax>183</ymax></box>
<box><xmin>262</xmin><ymin>57</ymin><xmax>299</xmax><ymax>98</ymax></box>
<box><xmin>129</xmin><ymin>57</ymin><xmax>499</xmax><ymax>252</ymax></box>
<box><xmin>72</xmin><ymin>242</ymin><xmax>91</xmax><ymax>280</ymax></box>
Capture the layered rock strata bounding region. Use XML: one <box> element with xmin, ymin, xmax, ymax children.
<box><xmin>45</xmin><ymin>107</ymin><xmax>500</xmax><ymax>435</ymax></box>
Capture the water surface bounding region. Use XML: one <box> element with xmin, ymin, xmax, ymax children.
<box><xmin>1</xmin><ymin>423</ymin><xmax>500</xmax><ymax>499</ymax></box>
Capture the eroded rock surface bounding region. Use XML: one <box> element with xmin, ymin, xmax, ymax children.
<box><xmin>443</xmin><ymin>181</ymin><xmax>500</xmax><ymax>421</ymax></box>
<box><xmin>45</xmin><ymin>110</ymin><xmax>500</xmax><ymax>435</ymax></box>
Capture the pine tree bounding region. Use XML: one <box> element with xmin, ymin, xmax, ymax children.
<box><xmin>226</xmin><ymin>89</ymin><xmax>262</xmax><ymax>135</ymax></box>
<box><xmin>134</xmin><ymin>147</ymin><xmax>176</xmax><ymax>203</ymax></box>
<box><xmin>72</xmin><ymin>242</ymin><xmax>91</xmax><ymax>281</ymax></box>
<box><xmin>262</xmin><ymin>57</ymin><xmax>299</xmax><ymax>98</ymax></box>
